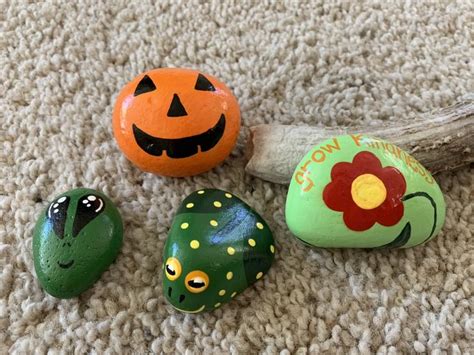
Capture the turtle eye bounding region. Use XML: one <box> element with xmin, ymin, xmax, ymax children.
<box><xmin>165</xmin><ymin>257</ymin><xmax>182</xmax><ymax>281</ymax></box>
<box><xmin>46</xmin><ymin>196</ymin><xmax>70</xmax><ymax>239</ymax></box>
<box><xmin>185</xmin><ymin>270</ymin><xmax>209</xmax><ymax>293</ymax></box>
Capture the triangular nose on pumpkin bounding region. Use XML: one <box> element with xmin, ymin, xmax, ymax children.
<box><xmin>167</xmin><ymin>94</ymin><xmax>188</xmax><ymax>117</ymax></box>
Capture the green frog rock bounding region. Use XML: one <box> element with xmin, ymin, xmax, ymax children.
<box><xmin>33</xmin><ymin>188</ymin><xmax>123</xmax><ymax>298</ymax></box>
<box><xmin>163</xmin><ymin>189</ymin><xmax>275</xmax><ymax>313</ymax></box>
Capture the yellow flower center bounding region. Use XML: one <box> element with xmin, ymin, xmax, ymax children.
<box><xmin>351</xmin><ymin>174</ymin><xmax>387</xmax><ymax>210</ymax></box>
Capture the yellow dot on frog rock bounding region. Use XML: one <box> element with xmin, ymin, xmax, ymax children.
<box><xmin>351</xmin><ymin>173</ymin><xmax>387</xmax><ymax>210</ymax></box>
<box><xmin>226</xmin><ymin>271</ymin><xmax>233</xmax><ymax>280</ymax></box>
<box><xmin>197</xmin><ymin>190</ymin><xmax>205</xmax><ymax>194</ymax></box>
<box><xmin>256</xmin><ymin>222</ymin><xmax>264</xmax><ymax>230</ymax></box>
<box><xmin>270</xmin><ymin>245</ymin><xmax>275</xmax><ymax>254</ymax></box>
<box><xmin>180</xmin><ymin>222</ymin><xmax>189</xmax><ymax>230</ymax></box>
<box><xmin>231</xmin><ymin>292</ymin><xmax>237</xmax><ymax>298</ymax></box>
<box><xmin>213</xmin><ymin>201</ymin><xmax>222</xmax><ymax>208</ymax></box>
<box><xmin>218</xmin><ymin>290</ymin><xmax>226</xmax><ymax>296</ymax></box>
<box><xmin>256</xmin><ymin>272</ymin><xmax>263</xmax><ymax>279</ymax></box>
<box><xmin>214</xmin><ymin>303</ymin><xmax>221</xmax><ymax>308</ymax></box>
<box><xmin>227</xmin><ymin>247</ymin><xmax>235</xmax><ymax>255</ymax></box>
<box><xmin>210</xmin><ymin>220</ymin><xmax>218</xmax><ymax>227</ymax></box>
<box><xmin>186</xmin><ymin>203</ymin><xmax>194</xmax><ymax>208</ymax></box>
<box><xmin>248</xmin><ymin>239</ymin><xmax>256</xmax><ymax>247</ymax></box>
<box><xmin>190</xmin><ymin>240</ymin><xmax>200</xmax><ymax>249</ymax></box>
<box><xmin>225</xmin><ymin>193</ymin><xmax>232</xmax><ymax>198</ymax></box>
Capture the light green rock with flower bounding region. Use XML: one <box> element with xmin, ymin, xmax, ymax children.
<box><xmin>285</xmin><ymin>134</ymin><xmax>446</xmax><ymax>248</ymax></box>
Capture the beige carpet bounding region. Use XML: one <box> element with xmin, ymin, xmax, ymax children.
<box><xmin>1</xmin><ymin>1</ymin><xmax>473</xmax><ymax>353</ymax></box>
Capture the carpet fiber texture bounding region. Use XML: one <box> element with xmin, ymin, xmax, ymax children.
<box><xmin>1</xmin><ymin>1</ymin><xmax>473</xmax><ymax>353</ymax></box>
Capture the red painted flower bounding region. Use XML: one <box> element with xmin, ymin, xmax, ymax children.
<box><xmin>323</xmin><ymin>151</ymin><xmax>406</xmax><ymax>231</ymax></box>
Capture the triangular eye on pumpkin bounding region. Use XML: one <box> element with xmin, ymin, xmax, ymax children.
<box><xmin>134</xmin><ymin>75</ymin><xmax>156</xmax><ymax>96</ymax></box>
<box><xmin>195</xmin><ymin>74</ymin><xmax>216</xmax><ymax>91</ymax></box>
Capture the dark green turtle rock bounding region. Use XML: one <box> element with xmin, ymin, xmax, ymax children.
<box><xmin>163</xmin><ymin>189</ymin><xmax>275</xmax><ymax>313</ymax></box>
<box><xmin>33</xmin><ymin>188</ymin><xmax>123</xmax><ymax>298</ymax></box>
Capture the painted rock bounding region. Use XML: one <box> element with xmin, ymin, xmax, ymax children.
<box><xmin>163</xmin><ymin>189</ymin><xmax>275</xmax><ymax>313</ymax></box>
<box><xmin>286</xmin><ymin>134</ymin><xmax>446</xmax><ymax>248</ymax></box>
<box><xmin>33</xmin><ymin>188</ymin><xmax>123</xmax><ymax>298</ymax></box>
<box><xmin>113</xmin><ymin>68</ymin><xmax>241</xmax><ymax>177</ymax></box>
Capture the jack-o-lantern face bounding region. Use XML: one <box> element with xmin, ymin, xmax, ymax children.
<box><xmin>113</xmin><ymin>68</ymin><xmax>240</xmax><ymax>177</ymax></box>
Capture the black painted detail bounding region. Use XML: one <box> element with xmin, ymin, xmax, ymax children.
<box><xmin>376</xmin><ymin>222</ymin><xmax>412</xmax><ymax>249</ymax></box>
<box><xmin>46</xmin><ymin>196</ymin><xmax>71</xmax><ymax>239</ymax></box>
<box><xmin>134</xmin><ymin>75</ymin><xmax>156</xmax><ymax>96</ymax></box>
<box><xmin>167</xmin><ymin>94</ymin><xmax>187</xmax><ymax>117</ymax></box>
<box><xmin>188</xmin><ymin>280</ymin><xmax>205</xmax><ymax>288</ymax></box>
<box><xmin>168</xmin><ymin>287</ymin><xmax>172</xmax><ymax>297</ymax></box>
<box><xmin>57</xmin><ymin>260</ymin><xmax>74</xmax><ymax>269</ymax></box>
<box><xmin>132</xmin><ymin>114</ymin><xmax>225</xmax><ymax>158</ymax></box>
<box><xmin>166</xmin><ymin>265</ymin><xmax>175</xmax><ymax>276</ymax></box>
<box><xmin>402</xmin><ymin>192</ymin><xmax>438</xmax><ymax>245</ymax></box>
<box><xmin>72</xmin><ymin>194</ymin><xmax>105</xmax><ymax>238</ymax></box>
<box><xmin>179</xmin><ymin>294</ymin><xmax>185</xmax><ymax>303</ymax></box>
<box><xmin>293</xmin><ymin>235</ymin><xmax>316</xmax><ymax>248</ymax></box>
<box><xmin>194</xmin><ymin>73</ymin><xmax>216</xmax><ymax>91</ymax></box>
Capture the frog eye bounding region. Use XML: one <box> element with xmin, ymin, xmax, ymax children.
<box><xmin>46</xmin><ymin>196</ymin><xmax>70</xmax><ymax>239</ymax></box>
<box><xmin>165</xmin><ymin>257</ymin><xmax>182</xmax><ymax>281</ymax></box>
<box><xmin>72</xmin><ymin>194</ymin><xmax>105</xmax><ymax>237</ymax></box>
<box><xmin>185</xmin><ymin>270</ymin><xmax>209</xmax><ymax>293</ymax></box>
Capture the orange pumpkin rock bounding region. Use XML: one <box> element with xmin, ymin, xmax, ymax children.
<box><xmin>113</xmin><ymin>68</ymin><xmax>241</xmax><ymax>177</ymax></box>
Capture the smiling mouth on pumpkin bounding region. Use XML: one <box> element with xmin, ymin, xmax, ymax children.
<box><xmin>132</xmin><ymin>114</ymin><xmax>226</xmax><ymax>159</ymax></box>
<box><xmin>57</xmin><ymin>260</ymin><xmax>74</xmax><ymax>269</ymax></box>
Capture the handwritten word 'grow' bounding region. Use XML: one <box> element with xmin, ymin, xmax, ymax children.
<box><xmin>294</xmin><ymin>138</ymin><xmax>341</xmax><ymax>192</ymax></box>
